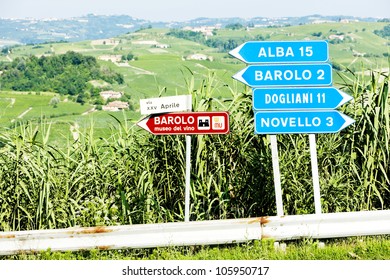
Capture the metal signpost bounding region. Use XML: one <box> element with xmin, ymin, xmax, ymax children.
<box><xmin>231</xmin><ymin>40</ymin><xmax>354</xmax><ymax>216</ymax></box>
<box><xmin>138</xmin><ymin>103</ymin><xmax>230</xmax><ymax>222</ymax></box>
<box><xmin>139</xmin><ymin>95</ymin><xmax>195</xmax><ymax>222</ymax></box>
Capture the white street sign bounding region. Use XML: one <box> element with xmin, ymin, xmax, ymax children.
<box><xmin>140</xmin><ymin>94</ymin><xmax>192</xmax><ymax>115</ymax></box>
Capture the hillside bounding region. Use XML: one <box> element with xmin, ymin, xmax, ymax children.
<box><xmin>0</xmin><ymin>21</ymin><xmax>388</xmax><ymax>140</ymax></box>
<box><xmin>2</xmin><ymin>21</ymin><xmax>388</xmax><ymax>91</ymax></box>
<box><xmin>0</xmin><ymin>14</ymin><xmax>386</xmax><ymax>46</ymax></box>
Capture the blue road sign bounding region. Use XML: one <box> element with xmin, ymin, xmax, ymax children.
<box><xmin>254</xmin><ymin>110</ymin><xmax>355</xmax><ymax>134</ymax></box>
<box><xmin>229</xmin><ymin>41</ymin><xmax>329</xmax><ymax>64</ymax></box>
<box><xmin>233</xmin><ymin>63</ymin><xmax>332</xmax><ymax>87</ymax></box>
<box><xmin>253</xmin><ymin>87</ymin><xmax>353</xmax><ymax>111</ymax></box>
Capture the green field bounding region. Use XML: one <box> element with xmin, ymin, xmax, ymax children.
<box><xmin>0</xmin><ymin>90</ymin><xmax>140</xmax><ymax>146</ymax></box>
<box><xmin>0</xmin><ymin>91</ymin><xmax>86</xmax><ymax>123</ymax></box>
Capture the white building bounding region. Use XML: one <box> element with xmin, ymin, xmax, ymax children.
<box><xmin>102</xmin><ymin>101</ymin><xmax>129</xmax><ymax>112</ymax></box>
<box><xmin>99</xmin><ymin>90</ymin><xmax>123</xmax><ymax>101</ymax></box>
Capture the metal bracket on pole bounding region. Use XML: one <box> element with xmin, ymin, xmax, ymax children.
<box><xmin>270</xmin><ymin>135</ymin><xmax>284</xmax><ymax>216</ymax></box>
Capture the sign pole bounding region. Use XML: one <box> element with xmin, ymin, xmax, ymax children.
<box><xmin>184</xmin><ymin>135</ymin><xmax>191</xmax><ymax>222</ymax></box>
<box><xmin>185</xmin><ymin>104</ymin><xmax>192</xmax><ymax>223</ymax></box>
<box><xmin>309</xmin><ymin>134</ymin><xmax>322</xmax><ymax>214</ymax></box>
<box><xmin>270</xmin><ymin>135</ymin><xmax>284</xmax><ymax>216</ymax></box>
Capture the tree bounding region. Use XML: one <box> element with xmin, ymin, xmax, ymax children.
<box><xmin>121</xmin><ymin>53</ymin><xmax>134</xmax><ymax>61</ymax></box>
<box><xmin>76</xmin><ymin>92</ymin><xmax>86</xmax><ymax>105</ymax></box>
<box><xmin>0</xmin><ymin>51</ymin><xmax>124</xmax><ymax>99</ymax></box>
<box><xmin>225</xmin><ymin>23</ymin><xmax>244</xmax><ymax>30</ymax></box>
<box><xmin>126</xmin><ymin>53</ymin><xmax>134</xmax><ymax>61</ymax></box>
<box><xmin>49</xmin><ymin>96</ymin><xmax>60</xmax><ymax>108</ymax></box>
<box><xmin>1</xmin><ymin>47</ymin><xmax>11</xmax><ymax>55</ymax></box>
<box><xmin>311</xmin><ymin>32</ymin><xmax>322</xmax><ymax>37</ymax></box>
<box><xmin>374</xmin><ymin>24</ymin><xmax>390</xmax><ymax>38</ymax></box>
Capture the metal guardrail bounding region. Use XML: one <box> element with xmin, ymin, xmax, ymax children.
<box><xmin>261</xmin><ymin>210</ymin><xmax>390</xmax><ymax>240</ymax></box>
<box><xmin>1</xmin><ymin>210</ymin><xmax>389</xmax><ymax>256</ymax></box>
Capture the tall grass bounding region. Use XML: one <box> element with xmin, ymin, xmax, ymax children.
<box><xmin>0</xmin><ymin>67</ymin><xmax>388</xmax><ymax>231</ymax></box>
<box><xmin>278</xmin><ymin>66</ymin><xmax>389</xmax><ymax>214</ymax></box>
<box><xmin>337</xmin><ymin>67</ymin><xmax>389</xmax><ymax>210</ymax></box>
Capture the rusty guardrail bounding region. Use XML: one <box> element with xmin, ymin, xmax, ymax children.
<box><xmin>1</xmin><ymin>210</ymin><xmax>389</xmax><ymax>255</ymax></box>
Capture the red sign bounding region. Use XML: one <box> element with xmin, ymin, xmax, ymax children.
<box><xmin>137</xmin><ymin>112</ymin><xmax>230</xmax><ymax>135</ymax></box>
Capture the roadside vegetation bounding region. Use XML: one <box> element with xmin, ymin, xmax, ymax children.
<box><xmin>0</xmin><ymin>67</ymin><xmax>388</xmax><ymax>232</ymax></box>
<box><xmin>0</xmin><ymin>22</ymin><xmax>389</xmax><ymax>259</ymax></box>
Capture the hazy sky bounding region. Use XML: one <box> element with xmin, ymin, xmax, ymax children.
<box><xmin>0</xmin><ymin>0</ymin><xmax>389</xmax><ymax>21</ymax></box>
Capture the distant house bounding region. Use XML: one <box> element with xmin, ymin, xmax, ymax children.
<box><xmin>154</xmin><ymin>44</ymin><xmax>170</xmax><ymax>49</ymax></box>
<box><xmin>312</xmin><ymin>20</ymin><xmax>335</xmax><ymax>24</ymax></box>
<box><xmin>353</xmin><ymin>50</ymin><xmax>366</xmax><ymax>57</ymax></box>
<box><xmin>102</xmin><ymin>101</ymin><xmax>129</xmax><ymax>112</ymax></box>
<box><xmin>186</xmin><ymin>54</ymin><xmax>213</xmax><ymax>61</ymax></box>
<box><xmin>329</xmin><ymin>34</ymin><xmax>345</xmax><ymax>41</ymax></box>
<box><xmin>99</xmin><ymin>90</ymin><xmax>123</xmax><ymax>101</ymax></box>
<box><xmin>340</xmin><ymin>19</ymin><xmax>353</xmax><ymax>24</ymax></box>
<box><xmin>182</xmin><ymin>26</ymin><xmax>218</xmax><ymax>37</ymax></box>
<box><xmin>98</xmin><ymin>55</ymin><xmax>122</xmax><ymax>62</ymax></box>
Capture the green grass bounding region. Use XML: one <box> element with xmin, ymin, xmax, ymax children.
<box><xmin>0</xmin><ymin>91</ymin><xmax>126</xmax><ymax>148</ymax></box>
<box><xmin>0</xmin><ymin>91</ymin><xmax>93</xmax><ymax>126</ymax></box>
<box><xmin>0</xmin><ymin>92</ymin><xmax>54</xmax><ymax>124</ymax></box>
<box><xmin>2</xmin><ymin>236</ymin><xmax>389</xmax><ymax>260</ymax></box>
